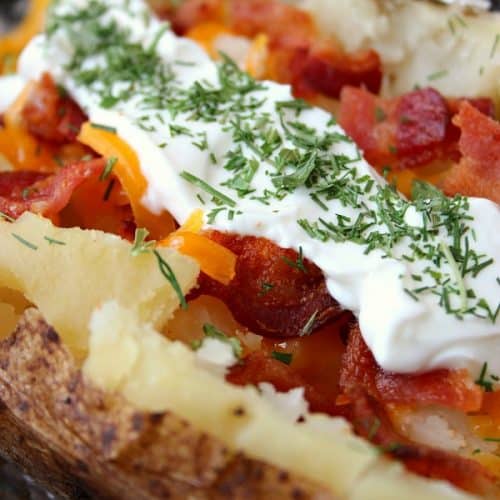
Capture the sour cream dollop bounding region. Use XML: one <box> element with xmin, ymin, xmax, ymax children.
<box><xmin>0</xmin><ymin>74</ymin><xmax>26</xmax><ymax>114</ymax></box>
<box><xmin>16</xmin><ymin>0</ymin><xmax>500</xmax><ymax>377</ymax></box>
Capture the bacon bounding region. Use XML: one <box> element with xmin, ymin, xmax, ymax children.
<box><xmin>172</xmin><ymin>0</ymin><xmax>315</xmax><ymax>47</ymax></box>
<box><xmin>172</xmin><ymin>0</ymin><xmax>382</xmax><ymax>98</ymax></box>
<box><xmin>0</xmin><ymin>158</ymin><xmax>105</xmax><ymax>219</ymax></box>
<box><xmin>227</xmin><ymin>350</ymin><xmax>337</xmax><ymax>415</ymax></box>
<box><xmin>442</xmin><ymin>102</ymin><xmax>500</xmax><ymax>203</ymax></box>
<box><xmin>446</xmin><ymin>97</ymin><xmax>496</xmax><ymax>119</ymax></box>
<box><xmin>229</xmin><ymin>327</ymin><xmax>497</xmax><ymax>495</ymax></box>
<box><xmin>21</xmin><ymin>73</ymin><xmax>87</xmax><ymax>144</ymax></box>
<box><xmin>229</xmin><ymin>0</ymin><xmax>315</xmax><ymax>49</ymax></box>
<box><xmin>338</xmin><ymin>85</ymin><xmax>394</xmax><ymax>167</ymax></box>
<box><xmin>339</xmin><ymin>325</ymin><xmax>483</xmax><ymax>413</ymax></box>
<box><xmin>395</xmin><ymin>87</ymin><xmax>450</xmax><ymax>168</ymax></box>
<box><xmin>0</xmin><ymin>171</ymin><xmax>48</xmax><ymax>198</ymax></box>
<box><xmin>194</xmin><ymin>231</ymin><xmax>343</xmax><ymax>337</ymax></box>
<box><xmin>339</xmin><ymin>86</ymin><xmax>496</xmax><ymax>171</ymax></box>
<box><xmin>347</xmin><ymin>392</ymin><xmax>498</xmax><ymax>497</ymax></box>
<box><xmin>170</xmin><ymin>0</ymin><xmax>225</xmax><ymax>34</ymax></box>
<box><xmin>305</xmin><ymin>47</ymin><xmax>381</xmax><ymax>99</ymax></box>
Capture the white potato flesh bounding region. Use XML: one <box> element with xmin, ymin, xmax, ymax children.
<box><xmin>302</xmin><ymin>0</ymin><xmax>500</xmax><ymax>105</ymax></box>
<box><xmin>0</xmin><ymin>213</ymin><xmax>199</xmax><ymax>358</ymax></box>
<box><xmin>84</xmin><ymin>301</ymin><xmax>470</xmax><ymax>500</ymax></box>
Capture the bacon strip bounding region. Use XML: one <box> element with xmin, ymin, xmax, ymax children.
<box><xmin>0</xmin><ymin>171</ymin><xmax>48</xmax><ymax>197</ymax></box>
<box><xmin>339</xmin><ymin>86</ymin><xmax>496</xmax><ymax>171</ymax></box>
<box><xmin>21</xmin><ymin>73</ymin><xmax>87</xmax><ymax>144</ymax></box>
<box><xmin>170</xmin><ymin>0</ymin><xmax>225</xmax><ymax>34</ymax></box>
<box><xmin>171</xmin><ymin>0</ymin><xmax>382</xmax><ymax>98</ymax></box>
<box><xmin>227</xmin><ymin>351</ymin><xmax>337</xmax><ymax>415</ymax></box>
<box><xmin>194</xmin><ymin>231</ymin><xmax>343</xmax><ymax>337</ymax></box>
<box><xmin>443</xmin><ymin>102</ymin><xmax>500</xmax><ymax>203</ymax></box>
<box><xmin>227</xmin><ymin>0</ymin><xmax>316</xmax><ymax>48</ymax></box>
<box><xmin>347</xmin><ymin>392</ymin><xmax>498</xmax><ymax>497</ymax></box>
<box><xmin>0</xmin><ymin>158</ymin><xmax>105</xmax><ymax>219</ymax></box>
<box><xmin>339</xmin><ymin>325</ymin><xmax>483</xmax><ymax>413</ymax></box>
<box><xmin>290</xmin><ymin>43</ymin><xmax>382</xmax><ymax>100</ymax></box>
<box><xmin>228</xmin><ymin>326</ymin><xmax>497</xmax><ymax>496</ymax></box>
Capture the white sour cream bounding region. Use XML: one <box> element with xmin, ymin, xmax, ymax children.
<box><xmin>17</xmin><ymin>0</ymin><xmax>500</xmax><ymax>377</ymax></box>
<box><xmin>437</xmin><ymin>0</ymin><xmax>491</xmax><ymax>8</ymax></box>
<box><xmin>0</xmin><ymin>74</ymin><xmax>26</xmax><ymax>114</ymax></box>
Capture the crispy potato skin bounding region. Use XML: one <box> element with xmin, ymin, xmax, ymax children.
<box><xmin>0</xmin><ymin>309</ymin><xmax>333</xmax><ymax>499</ymax></box>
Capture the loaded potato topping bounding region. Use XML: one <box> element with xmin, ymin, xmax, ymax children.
<box><xmin>0</xmin><ymin>0</ymin><xmax>499</xmax><ymax>497</ymax></box>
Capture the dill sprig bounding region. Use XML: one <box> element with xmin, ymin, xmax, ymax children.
<box><xmin>195</xmin><ymin>323</ymin><xmax>243</xmax><ymax>358</ymax></box>
<box><xmin>153</xmin><ymin>250</ymin><xmax>187</xmax><ymax>310</ymax></box>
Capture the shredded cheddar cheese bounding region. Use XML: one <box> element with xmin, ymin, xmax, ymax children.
<box><xmin>78</xmin><ymin>121</ymin><xmax>176</xmax><ymax>239</ymax></box>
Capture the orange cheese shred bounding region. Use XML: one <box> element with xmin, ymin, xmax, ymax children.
<box><xmin>159</xmin><ymin>210</ymin><xmax>236</xmax><ymax>285</ymax></box>
<box><xmin>77</xmin><ymin>122</ymin><xmax>175</xmax><ymax>239</ymax></box>
<box><xmin>480</xmin><ymin>391</ymin><xmax>500</xmax><ymax>418</ymax></box>
<box><xmin>468</xmin><ymin>414</ymin><xmax>500</xmax><ymax>440</ymax></box>
<box><xmin>473</xmin><ymin>453</ymin><xmax>500</xmax><ymax>479</ymax></box>
<box><xmin>245</xmin><ymin>33</ymin><xmax>269</xmax><ymax>79</ymax></box>
<box><xmin>178</xmin><ymin>208</ymin><xmax>204</xmax><ymax>233</ymax></box>
<box><xmin>0</xmin><ymin>82</ymin><xmax>57</xmax><ymax>172</ymax></box>
<box><xmin>467</xmin><ymin>391</ymin><xmax>500</xmax><ymax>477</ymax></box>
<box><xmin>185</xmin><ymin>22</ymin><xmax>232</xmax><ymax>58</ymax></box>
<box><xmin>186</xmin><ymin>22</ymin><xmax>269</xmax><ymax>80</ymax></box>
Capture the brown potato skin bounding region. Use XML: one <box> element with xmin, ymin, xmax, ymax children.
<box><xmin>0</xmin><ymin>309</ymin><xmax>333</xmax><ymax>499</ymax></box>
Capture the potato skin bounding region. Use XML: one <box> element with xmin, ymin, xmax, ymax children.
<box><xmin>0</xmin><ymin>309</ymin><xmax>333</xmax><ymax>499</ymax></box>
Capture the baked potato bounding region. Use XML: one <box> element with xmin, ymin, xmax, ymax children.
<box><xmin>0</xmin><ymin>0</ymin><xmax>499</xmax><ymax>498</ymax></box>
<box><xmin>0</xmin><ymin>215</ymin><xmax>481</xmax><ymax>499</ymax></box>
<box><xmin>0</xmin><ymin>308</ymin><xmax>334</xmax><ymax>500</ymax></box>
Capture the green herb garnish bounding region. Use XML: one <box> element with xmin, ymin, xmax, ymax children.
<box><xmin>12</xmin><ymin>233</ymin><xmax>38</xmax><ymax>250</ymax></box>
<box><xmin>90</xmin><ymin>122</ymin><xmax>117</xmax><ymax>133</ymax></box>
<box><xmin>271</xmin><ymin>351</ymin><xmax>293</xmax><ymax>365</ymax></box>
<box><xmin>475</xmin><ymin>362</ymin><xmax>497</xmax><ymax>392</ymax></box>
<box><xmin>0</xmin><ymin>211</ymin><xmax>14</xmax><ymax>222</ymax></box>
<box><xmin>198</xmin><ymin>323</ymin><xmax>243</xmax><ymax>358</ymax></box>
<box><xmin>299</xmin><ymin>310</ymin><xmax>318</xmax><ymax>337</ymax></box>
<box><xmin>131</xmin><ymin>228</ymin><xmax>155</xmax><ymax>257</ymax></box>
<box><xmin>44</xmin><ymin>236</ymin><xmax>66</xmax><ymax>246</ymax></box>
<box><xmin>180</xmin><ymin>171</ymin><xmax>236</xmax><ymax>207</ymax></box>
<box><xmin>153</xmin><ymin>250</ymin><xmax>187</xmax><ymax>309</ymax></box>
<box><xmin>282</xmin><ymin>246</ymin><xmax>307</xmax><ymax>273</ymax></box>
<box><xmin>100</xmin><ymin>156</ymin><xmax>117</xmax><ymax>181</ymax></box>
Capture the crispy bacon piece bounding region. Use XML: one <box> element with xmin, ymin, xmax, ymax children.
<box><xmin>0</xmin><ymin>158</ymin><xmax>105</xmax><ymax>219</ymax></box>
<box><xmin>170</xmin><ymin>0</ymin><xmax>225</xmax><ymax>34</ymax></box>
<box><xmin>228</xmin><ymin>0</ymin><xmax>316</xmax><ymax>48</ymax></box>
<box><xmin>348</xmin><ymin>392</ymin><xmax>498</xmax><ymax>497</ymax></box>
<box><xmin>194</xmin><ymin>231</ymin><xmax>343</xmax><ymax>338</ymax></box>
<box><xmin>21</xmin><ymin>73</ymin><xmax>87</xmax><ymax>144</ymax></box>
<box><xmin>0</xmin><ymin>171</ymin><xmax>48</xmax><ymax>197</ymax></box>
<box><xmin>229</xmin><ymin>327</ymin><xmax>497</xmax><ymax>495</ymax></box>
<box><xmin>395</xmin><ymin>87</ymin><xmax>450</xmax><ymax>168</ymax></box>
<box><xmin>338</xmin><ymin>85</ymin><xmax>393</xmax><ymax>167</ymax></box>
<box><xmin>339</xmin><ymin>86</ymin><xmax>496</xmax><ymax>171</ymax></box>
<box><xmin>447</xmin><ymin>97</ymin><xmax>496</xmax><ymax>120</ymax></box>
<box><xmin>172</xmin><ymin>0</ymin><xmax>315</xmax><ymax>47</ymax></box>
<box><xmin>339</xmin><ymin>325</ymin><xmax>483</xmax><ymax>413</ymax></box>
<box><xmin>294</xmin><ymin>44</ymin><xmax>382</xmax><ymax>100</ymax></box>
<box><xmin>443</xmin><ymin>102</ymin><xmax>500</xmax><ymax>203</ymax></box>
<box><xmin>172</xmin><ymin>0</ymin><xmax>382</xmax><ymax>98</ymax></box>
<box><xmin>227</xmin><ymin>351</ymin><xmax>336</xmax><ymax>415</ymax></box>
